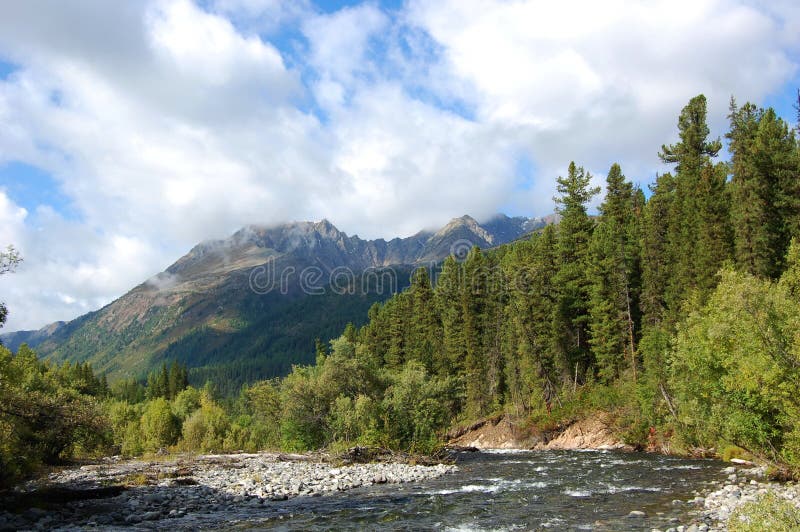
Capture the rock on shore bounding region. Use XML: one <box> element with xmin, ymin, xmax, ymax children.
<box><xmin>698</xmin><ymin>466</ymin><xmax>800</xmax><ymax>531</ymax></box>
<box><xmin>0</xmin><ymin>452</ymin><xmax>456</xmax><ymax>530</ymax></box>
<box><xmin>655</xmin><ymin>463</ymin><xmax>800</xmax><ymax>532</ymax></box>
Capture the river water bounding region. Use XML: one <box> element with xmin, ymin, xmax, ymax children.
<box><xmin>221</xmin><ymin>450</ymin><xmax>726</xmax><ymax>531</ymax></box>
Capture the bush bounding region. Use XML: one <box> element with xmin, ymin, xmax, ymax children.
<box><xmin>668</xmin><ymin>269</ymin><xmax>800</xmax><ymax>464</ymax></box>
<box><xmin>0</xmin><ymin>345</ymin><xmax>111</xmax><ymax>486</ymax></box>
<box><xmin>140</xmin><ymin>398</ymin><xmax>179</xmax><ymax>452</ymax></box>
<box><xmin>172</xmin><ymin>386</ymin><xmax>201</xmax><ymax>421</ymax></box>
<box><xmin>180</xmin><ymin>394</ymin><xmax>229</xmax><ymax>452</ymax></box>
<box><xmin>728</xmin><ymin>492</ymin><xmax>800</xmax><ymax>532</ymax></box>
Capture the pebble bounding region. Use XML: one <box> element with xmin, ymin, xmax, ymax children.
<box><xmin>2</xmin><ymin>452</ymin><xmax>457</xmax><ymax>529</ymax></box>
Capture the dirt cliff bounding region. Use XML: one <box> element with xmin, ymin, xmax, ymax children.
<box><xmin>448</xmin><ymin>413</ymin><xmax>633</xmax><ymax>451</ymax></box>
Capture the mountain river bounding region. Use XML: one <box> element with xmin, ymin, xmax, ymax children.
<box><xmin>218</xmin><ymin>450</ymin><xmax>725</xmax><ymax>531</ymax></box>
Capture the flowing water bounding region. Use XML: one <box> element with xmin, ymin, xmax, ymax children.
<box><xmin>218</xmin><ymin>450</ymin><xmax>726</xmax><ymax>531</ymax></box>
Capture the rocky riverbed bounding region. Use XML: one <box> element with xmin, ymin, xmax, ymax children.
<box><xmin>0</xmin><ymin>452</ymin><xmax>456</xmax><ymax>530</ymax></box>
<box><xmin>657</xmin><ymin>462</ymin><xmax>800</xmax><ymax>532</ymax></box>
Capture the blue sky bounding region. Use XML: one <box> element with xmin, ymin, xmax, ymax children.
<box><xmin>0</xmin><ymin>0</ymin><xmax>798</xmax><ymax>331</ymax></box>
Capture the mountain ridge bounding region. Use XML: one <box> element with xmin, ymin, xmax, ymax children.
<box><xmin>1</xmin><ymin>213</ymin><xmax>552</xmax><ymax>389</ymax></box>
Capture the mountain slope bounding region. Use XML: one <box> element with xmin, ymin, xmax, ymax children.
<box><xmin>2</xmin><ymin>214</ymin><xmax>547</xmax><ymax>389</ymax></box>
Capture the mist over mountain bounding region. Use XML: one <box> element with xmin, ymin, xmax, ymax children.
<box><xmin>2</xmin><ymin>214</ymin><xmax>549</xmax><ymax>390</ymax></box>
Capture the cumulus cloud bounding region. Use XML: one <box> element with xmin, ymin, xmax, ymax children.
<box><xmin>0</xmin><ymin>0</ymin><xmax>797</xmax><ymax>330</ymax></box>
<box><xmin>407</xmin><ymin>0</ymin><xmax>798</xmax><ymax>186</ymax></box>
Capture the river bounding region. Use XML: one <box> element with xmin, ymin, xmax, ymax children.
<box><xmin>220</xmin><ymin>450</ymin><xmax>726</xmax><ymax>531</ymax></box>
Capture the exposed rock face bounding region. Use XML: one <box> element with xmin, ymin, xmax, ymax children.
<box><xmin>448</xmin><ymin>415</ymin><xmax>542</xmax><ymax>449</ymax></box>
<box><xmin>448</xmin><ymin>413</ymin><xmax>633</xmax><ymax>451</ymax></box>
<box><xmin>534</xmin><ymin>414</ymin><xmax>634</xmax><ymax>451</ymax></box>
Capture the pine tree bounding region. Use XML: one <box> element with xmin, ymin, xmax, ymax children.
<box><xmin>640</xmin><ymin>173</ymin><xmax>675</xmax><ymax>328</ymax></box>
<box><xmin>659</xmin><ymin>94</ymin><xmax>728</xmax><ymax>313</ymax></box>
<box><xmin>384</xmin><ymin>294</ymin><xmax>410</xmax><ymax>369</ymax></box>
<box><xmin>343</xmin><ymin>322</ymin><xmax>358</xmax><ymax>344</ymax></box>
<box><xmin>434</xmin><ymin>256</ymin><xmax>465</xmax><ymax>377</ymax></box>
<box><xmin>462</xmin><ymin>246</ymin><xmax>489</xmax><ymax>418</ymax></box>
<box><xmin>728</xmin><ymin>101</ymin><xmax>799</xmax><ymax>278</ymax></box>
<box><xmin>407</xmin><ymin>267</ymin><xmax>441</xmax><ymax>373</ymax></box>
<box><xmin>552</xmin><ymin>162</ymin><xmax>600</xmax><ymax>381</ymax></box>
<box><xmin>503</xmin><ymin>226</ymin><xmax>560</xmax><ymax>413</ymax></box>
<box><xmin>482</xmin><ymin>253</ymin><xmax>506</xmax><ymax>411</ymax></box>
<box><xmin>588</xmin><ymin>164</ymin><xmax>642</xmax><ymax>382</ymax></box>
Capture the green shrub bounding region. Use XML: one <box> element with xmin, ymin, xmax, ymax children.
<box><xmin>180</xmin><ymin>394</ymin><xmax>229</xmax><ymax>452</ymax></box>
<box><xmin>172</xmin><ymin>386</ymin><xmax>201</xmax><ymax>421</ymax></box>
<box><xmin>668</xmin><ymin>269</ymin><xmax>800</xmax><ymax>464</ymax></box>
<box><xmin>140</xmin><ymin>398</ymin><xmax>179</xmax><ymax>452</ymax></box>
<box><xmin>728</xmin><ymin>492</ymin><xmax>800</xmax><ymax>532</ymax></box>
<box><xmin>722</xmin><ymin>445</ymin><xmax>749</xmax><ymax>462</ymax></box>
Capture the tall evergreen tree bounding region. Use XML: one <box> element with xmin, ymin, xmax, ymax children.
<box><xmin>658</xmin><ymin>94</ymin><xmax>729</xmax><ymax>313</ymax></box>
<box><xmin>588</xmin><ymin>164</ymin><xmax>642</xmax><ymax>382</ymax></box>
<box><xmin>552</xmin><ymin>162</ymin><xmax>600</xmax><ymax>382</ymax></box>
<box><xmin>407</xmin><ymin>267</ymin><xmax>440</xmax><ymax>372</ymax></box>
<box><xmin>462</xmin><ymin>247</ymin><xmax>490</xmax><ymax>418</ymax></box>
<box><xmin>503</xmin><ymin>226</ymin><xmax>560</xmax><ymax>413</ymax></box>
<box><xmin>728</xmin><ymin>101</ymin><xmax>799</xmax><ymax>278</ymax></box>
<box><xmin>434</xmin><ymin>256</ymin><xmax>465</xmax><ymax>377</ymax></box>
<box><xmin>640</xmin><ymin>173</ymin><xmax>675</xmax><ymax>328</ymax></box>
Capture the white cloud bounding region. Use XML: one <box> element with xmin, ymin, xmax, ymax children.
<box><xmin>303</xmin><ymin>4</ymin><xmax>388</xmax><ymax>85</ymax></box>
<box><xmin>0</xmin><ymin>0</ymin><xmax>797</xmax><ymax>331</ymax></box>
<box><xmin>408</xmin><ymin>0</ymin><xmax>798</xmax><ymax>187</ymax></box>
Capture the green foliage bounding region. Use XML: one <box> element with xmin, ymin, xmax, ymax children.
<box><xmin>668</xmin><ymin>268</ymin><xmax>800</xmax><ymax>464</ymax></box>
<box><xmin>172</xmin><ymin>386</ymin><xmax>202</xmax><ymax>420</ymax></box>
<box><xmin>180</xmin><ymin>393</ymin><xmax>230</xmax><ymax>452</ymax></box>
<box><xmin>382</xmin><ymin>362</ymin><xmax>459</xmax><ymax>453</ymax></box>
<box><xmin>659</xmin><ymin>95</ymin><xmax>732</xmax><ymax>319</ymax></box>
<box><xmin>588</xmin><ymin>164</ymin><xmax>642</xmax><ymax>383</ymax></box>
<box><xmin>145</xmin><ymin>361</ymin><xmax>188</xmax><ymax>400</ymax></box>
<box><xmin>140</xmin><ymin>397</ymin><xmax>179</xmax><ymax>452</ymax></box>
<box><xmin>728</xmin><ymin>101</ymin><xmax>799</xmax><ymax>279</ymax></box>
<box><xmin>728</xmin><ymin>492</ymin><xmax>800</xmax><ymax>532</ymax></box>
<box><xmin>0</xmin><ymin>344</ymin><xmax>110</xmax><ymax>487</ymax></box>
<box><xmin>553</xmin><ymin>161</ymin><xmax>600</xmax><ymax>379</ymax></box>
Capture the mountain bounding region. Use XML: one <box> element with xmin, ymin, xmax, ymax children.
<box><xmin>2</xmin><ymin>214</ymin><xmax>548</xmax><ymax>391</ymax></box>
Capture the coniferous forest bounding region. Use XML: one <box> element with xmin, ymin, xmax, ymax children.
<box><xmin>2</xmin><ymin>94</ymin><xmax>800</xmax><ymax>487</ymax></box>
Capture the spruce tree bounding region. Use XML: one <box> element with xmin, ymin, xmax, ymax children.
<box><xmin>728</xmin><ymin>101</ymin><xmax>799</xmax><ymax>278</ymax></box>
<box><xmin>587</xmin><ymin>163</ymin><xmax>641</xmax><ymax>382</ymax></box>
<box><xmin>408</xmin><ymin>267</ymin><xmax>440</xmax><ymax>372</ymax></box>
<box><xmin>659</xmin><ymin>94</ymin><xmax>728</xmax><ymax>313</ymax></box>
<box><xmin>640</xmin><ymin>173</ymin><xmax>675</xmax><ymax>328</ymax></box>
<box><xmin>434</xmin><ymin>256</ymin><xmax>465</xmax><ymax>377</ymax></box>
<box><xmin>552</xmin><ymin>162</ymin><xmax>600</xmax><ymax>382</ymax></box>
<box><xmin>462</xmin><ymin>246</ymin><xmax>489</xmax><ymax>418</ymax></box>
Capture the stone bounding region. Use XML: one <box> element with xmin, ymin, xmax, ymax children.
<box><xmin>627</xmin><ymin>511</ymin><xmax>647</xmax><ymax>518</ymax></box>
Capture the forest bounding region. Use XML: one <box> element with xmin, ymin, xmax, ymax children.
<box><xmin>1</xmin><ymin>93</ymin><xmax>799</xmax><ymax>487</ymax></box>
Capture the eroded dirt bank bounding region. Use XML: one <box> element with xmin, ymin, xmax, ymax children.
<box><xmin>448</xmin><ymin>413</ymin><xmax>633</xmax><ymax>451</ymax></box>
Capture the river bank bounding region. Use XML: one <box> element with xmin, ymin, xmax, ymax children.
<box><xmin>448</xmin><ymin>414</ymin><xmax>800</xmax><ymax>531</ymax></box>
<box><xmin>2</xmin><ymin>448</ymin><xmax>797</xmax><ymax>531</ymax></box>
<box><xmin>0</xmin><ymin>451</ymin><xmax>456</xmax><ymax>530</ymax></box>
<box><xmin>690</xmin><ymin>463</ymin><xmax>800</xmax><ymax>531</ymax></box>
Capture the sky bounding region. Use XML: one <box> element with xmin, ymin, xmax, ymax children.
<box><xmin>0</xmin><ymin>0</ymin><xmax>798</xmax><ymax>332</ymax></box>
